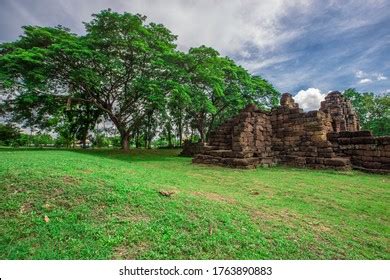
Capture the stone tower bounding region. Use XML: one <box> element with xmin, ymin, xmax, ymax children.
<box><xmin>319</xmin><ymin>91</ymin><xmax>360</xmax><ymax>132</ymax></box>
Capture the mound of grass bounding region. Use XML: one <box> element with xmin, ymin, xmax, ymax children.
<box><xmin>0</xmin><ymin>148</ymin><xmax>389</xmax><ymax>259</ymax></box>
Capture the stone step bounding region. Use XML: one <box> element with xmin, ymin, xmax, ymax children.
<box><xmin>201</xmin><ymin>145</ymin><xmax>217</xmax><ymax>151</ymax></box>
<box><xmin>323</xmin><ymin>157</ymin><xmax>350</xmax><ymax>167</ymax></box>
<box><xmin>206</xmin><ymin>149</ymin><xmax>233</xmax><ymax>157</ymax></box>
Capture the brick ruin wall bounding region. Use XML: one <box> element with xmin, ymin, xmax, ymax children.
<box><xmin>179</xmin><ymin>140</ymin><xmax>205</xmax><ymax>157</ymax></box>
<box><xmin>328</xmin><ymin>131</ymin><xmax>390</xmax><ymax>173</ymax></box>
<box><xmin>192</xmin><ymin>105</ymin><xmax>274</xmax><ymax>168</ymax></box>
<box><xmin>192</xmin><ymin>91</ymin><xmax>390</xmax><ymax>173</ymax></box>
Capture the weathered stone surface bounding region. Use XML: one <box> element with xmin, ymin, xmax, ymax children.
<box><xmin>179</xmin><ymin>140</ymin><xmax>204</xmax><ymax>157</ymax></box>
<box><xmin>192</xmin><ymin>91</ymin><xmax>389</xmax><ymax>173</ymax></box>
<box><xmin>320</xmin><ymin>91</ymin><xmax>360</xmax><ymax>132</ymax></box>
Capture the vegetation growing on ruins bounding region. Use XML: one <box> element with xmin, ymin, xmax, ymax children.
<box><xmin>1</xmin><ymin>148</ymin><xmax>389</xmax><ymax>259</ymax></box>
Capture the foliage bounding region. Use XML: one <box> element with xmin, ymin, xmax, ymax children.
<box><xmin>178</xmin><ymin>46</ymin><xmax>279</xmax><ymax>142</ymax></box>
<box><xmin>0</xmin><ymin>26</ymin><xmax>77</xmax><ymax>130</ymax></box>
<box><xmin>344</xmin><ymin>88</ymin><xmax>390</xmax><ymax>136</ymax></box>
<box><xmin>107</xmin><ymin>136</ymin><xmax>122</xmax><ymax>148</ymax></box>
<box><xmin>0</xmin><ymin>123</ymin><xmax>20</xmax><ymax>146</ymax></box>
<box><xmin>32</xmin><ymin>133</ymin><xmax>54</xmax><ymax>147</ymax></box>
<box><xmin>0</xmin><ymin>10</ymin><xmax>279</xmax><ymax>148</ymax></box>
<box><xmin>0</xmin><ymin>124</ymin><xmax>56</xmax><ymax>147</ymax></box>
<box><xmin>15</xmin><ymin>133</ymin><xmax>30</xmax><ymax>147</ymax></box>
<box><xmin>93</xmin><ymin>133</ymin><xmax>110</xmax><ymax>148</ymax></box>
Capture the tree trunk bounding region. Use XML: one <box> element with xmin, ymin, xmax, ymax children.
<box><xmin>178</xmin><ymin>121</ymin><xmax>183</xmax><ymax>147</ymax></box>
<box><xmin>135</xmin><ymin>129</ymin><xmax>141</xmax><ymax>148</ymax></box>
<box><xmin>199</xmin><ymin>129</ymin><xmax>205</xmax><ymax>143</ymax></box>
<box><xmin>198</xmin><ymin>121</ymin><xmax>205</xmax><ymax>143</ymax></box>
<box><xmin>197</xmin><ymin>113</ymin><xmax>206</xmax><ymax>143</ymax></box>
<box><xmin>206</xmin><ymin>115</ymin><xmax>216</xmax><ymax>142</ymax></box>
<box><xmin>120</xmin><ymin>131</ymin><xmax>130</xmax><ymax>151</ymax></box>
<box><xmin>81</xmin><ymin>130</ymin><xmax>88</xmax><ymax>149</ymax></box>
<box><xmin>167</xmin><ymin>125</ymin><xmax>173</xmax><ymax>148</ymax></box>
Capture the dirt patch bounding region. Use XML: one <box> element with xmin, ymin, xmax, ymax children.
<box><xmin>251</xmin><ymin>208</ymin><xmax>333</xmax><ymax>234</ymax></box>
<box><xmin>62</xmin><ymin>176</ymin><xmax>80</xmax><ymax>185</ymax></box>
<box><xmin>42</xmin><ymin>202</ymin><xmax>54</xmax><ymax>210</ymax></box>
<box><xmin>20</xmin><ymin>202</ymin><xmax>33</xmax><ymax>214</ymax></box>
<box><xmin>112</xmin><ymin>212</ymin><xmax>150</xmax><ymax>223</ymax></box>
<box><xmin>44</xmin><ymin>188</ymin><xmax>86</xmax><ymax>210</ymax></box>
<box><xmin>3</xmin><ymin>182</ymin><xmax>24</xmax><ymax>194</ymax></box>
<box><xmin>249</xmin><ymin>184</ymin><xmax>275</xmax><ymax>198</ymax></box>
<box><xmin>304</xmin><ymin>220</ymin><xmax>332</xmax><ymax>233</ymax></box>
<box><xmin>112</xmin><ymin>241</ymin><xmax>150</xmax><ymax>260</ymax></box>
<box><xmin>52</xmin><ymin>188</ymin><xmax>65</xmax><ymax>196</ymax></box>
<box><xmin>192</xmin><ymin>191</ymin><xmax>237</xmax><ymax>204</ymax></box>
<box><xmin>252</xmin><ymin>208</ymin><xmax>300</xmax><ymax>222</ymax></box>
<box><xmin>112</xmin><ymin>209</ymin><xmax>150</xmax><ymax>223</ymax></box>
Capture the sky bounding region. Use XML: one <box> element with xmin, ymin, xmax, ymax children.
<box><xmin>0</xmin><ymin>0</ymin><xmax>389</xmax><ymax>111</ymax></box>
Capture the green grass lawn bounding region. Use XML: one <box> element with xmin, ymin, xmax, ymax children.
<box><xmin>0</xmin><ymin>148</ymin><xmax>389</xmax><ymax>259</ymax></box>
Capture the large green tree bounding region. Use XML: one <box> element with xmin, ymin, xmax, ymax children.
<box><xmin>1</xmin><ymin>10</ymin><xmax>280</xmax><ymax>148</ymax></box>
<box><xmin>1</xmin><ymin>10</ymin><xmax>178</xmax><ymax>150</ymax></box>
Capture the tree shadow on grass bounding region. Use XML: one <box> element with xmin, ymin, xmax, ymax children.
<box><xmin>70</xmin><ymin>148</ymin><xmax>184</xmax><ymax>164</ymax></box>
<box><xmin>3</xmin><ymin>147</ymin><xmax>382</xmax><ymax>178</ymax></box>
<box><xmin>0</xmin><ymin>147</ymin><xmax>186</xmax><ymax>164</ymax></box>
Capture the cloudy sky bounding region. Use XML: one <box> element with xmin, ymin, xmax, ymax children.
<box><xmin>1</xmin><ymin>0</ymin><xmax>389</xmax><ymax>110</ymax></box>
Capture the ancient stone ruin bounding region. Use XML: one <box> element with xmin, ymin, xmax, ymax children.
<box><xmin>179</xmin><ymin>140</ymin><xmax>206</xmax><ymax>157</ymax></box>
<box><xmin>192</xmin><ymin>91</ymin><xmax>390</xmax><ymax>173</ymax></box>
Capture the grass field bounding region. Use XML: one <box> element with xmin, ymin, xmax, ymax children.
<box><xmin>0</xmin><ymin>148</ymin><xmax>389</xmax><ymax>259</ymax></box>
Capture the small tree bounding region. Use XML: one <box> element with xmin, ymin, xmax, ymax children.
<box><xmin>0</xmin><ymin>123</ymin><xmax>21</xmax><ymax>146</ymax></box>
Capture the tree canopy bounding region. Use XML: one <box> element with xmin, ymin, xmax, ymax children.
<box><xmin>344</xmin><ymin>88</ymin><xmax>390</xmax><ymax>136</ymax></box>
<box><xmin>0</xmin><ymin>9</ymin><xmax>279</xmax><ymax>149</ymax></box>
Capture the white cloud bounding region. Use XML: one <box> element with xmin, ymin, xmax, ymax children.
<box><xmin>355</xmin><ymin>70</ymin><xmax>365</xmax><ymax>78</ymax></box>
<box><xmin>239</xmin><ymin>55</ymin><xmax>295</xmax><ymax>72</ymax></box>
<box><xmin>4</xmin><ymin>0</ymin><xmax>312</xmax><ymax>56</ymax></box>
<box><xmin>121</xmin><ymin>0</ymin><xmax>312</xmax><ymax>55</ymax></box>
<box><xmin>359</xmin><ymin>78</ymin><xmax>373</xmax><ymax>84</ymax></box>
<box><xmin>376</xmin><ymin>74</ymin><xmax>387</xmax><ymax>81</ymax></box>
<box><xmin>355</xmin><ymin>71</ymin><xmax>387</xmax><ymax>84</ymax></box>
<box><xmin>294</xmin><ymin>88</ymin><xmax>326</xmax><ymax>111</ymax></box>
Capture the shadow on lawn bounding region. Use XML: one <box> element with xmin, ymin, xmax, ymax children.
<box><xmin>71</xmin><ymin>148</ymin><xmax>184</xmax><ymax>163</ymax></box>
<box><xmin>2</xmin><ymin>147</ymin><xmax>381</xmax><ymax>178</ymax></box>
<box><xmin>70</xmin><ymin>149</ymin><xmax>362</xmax><ymax>178</ymax></box>
<box><xmin>0</xmin><ymin>147</ymin><xmax>185</xmax><ymax>163</ymax></box>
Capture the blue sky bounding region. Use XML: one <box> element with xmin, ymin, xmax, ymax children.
<box><xmin>0</xmin><ymin>0</ymin><xmax>389</xmax><ymax>110</ymax></box>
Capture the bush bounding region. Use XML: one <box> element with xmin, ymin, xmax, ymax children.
<box><xmin>0</xmin><ymin>124</ymin><xmax>20</xmax><ymax>146</ymax></box>
<box><xmin>109</xmin><ymin>136</ymin><xmax>122</xmax><ymax>148</ymax></box>
<box><xmin>94</xmin><ymin>133</ymin><xmax>110</xmax><ymax>148</ymax></box>
<box><xmin>32</xmin><ymin>134</ymin><xmax>54</xmax><ymax>147</ymax></box>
